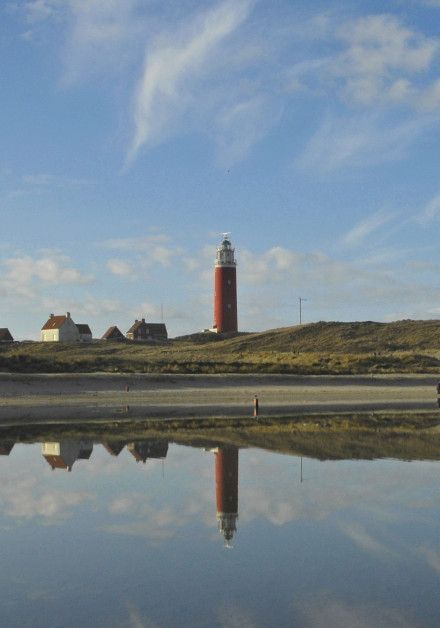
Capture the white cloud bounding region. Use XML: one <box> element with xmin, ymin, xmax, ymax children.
<box><xmin>336</xmin><ymin>14</ymin><xmax>438</xmax><ymax>105</ymax></box>
<box><xmin>0</xmin><ymin>474</ymin><xmax>93</xmax><ymax>522</ymax></box>
<box><xmin>107</xmin><ymin>258</ymin><xmax>134</xmax><ymax>276</ymax></box>
<box><xmin>342</xmin><ymin>211</ymin><xmax>397</xmax><ymax>247</ymax></box>
<box><xmin>419</xmin><ymin>79</ymin><xmax>440</xmax><ymax>109</ymax></box>
<box><xmin>100</xmin><ymin>234</ymin><xmax>182</xmax><ymax>269</ymax></box>
<box><xmin>22</xmin><ymin>173</ymin><xmax>94</xmax><ymax>187</ymax></box>
<box><xmin>416</xmin><ymin>193</ymin><xmax>440</xmax><ymax>224</ymax></box>
<box><xmin>296</xmin><ymin>596</ymin><xmax>417</xmax><ymax>628</ymax></box>
<box><xmin>24</xmin><ymin>0</ymin><xmax>57</xmax><ymax>23</ymax></box>
<box><xmin>100</xmin><ymin>234</ymin><xmax>171</xmax><ymax>251</ymax></box>
<box><xmin>418</xmin><ymin>545</ymin><xmax>440</xmax><ymax>572</ymax></box>
<box><xmin>62</xmin><ymin>0</ymin><xmax>146</xmax><ymax>85</ymax></box>
<box><xmin>128</xmin><ymin>0</ymin><xmax>254</xmax><ymax>161</ymax></box>
<box><xmin>339</xmin><ymin>522</ymin><xmax>396</xmax><ymax>558</ymax></box>
<box><xmin>22</xmin><ymin>0</ymin><xmax>147</xmax><ymax>84</ymax></box>
<box><xmin>417</xmin><ymin>0</ymin><xmax>440</xmax><ymax>6</ymax></box>
<box><xmin>41</xmin><ymin>295</ymin><xmax>122</xmax><ymax>319</ymax></box>
<box><xmin>0</xmin><ymin>252</ymin><xmax>92</xmax><ymax>301</ymax></box>
<box><xmin>296</xmin><ymin>114</ymin><xmax>428</xmax><ymax>173</ymax></box>
<box><xmin>288</xmin><ymin>13</ymin><xmax>439</xmax><ymax>109</ymax></box>
<box><xmin>215</xmin><ymin>95</ymin><xmax>282</xmax><ymax>166</ymax></box>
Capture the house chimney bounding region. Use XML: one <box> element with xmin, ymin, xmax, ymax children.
<box><xmin>50</xmin><ymin>313</ymin><xmax>54</xmax><ymax>318</ymax></box>
<box><xmin>142</xmin><ymin>318</ymin><xmax>145</xmax><ymax>323</ymax></box>
<box><xmin>66</xmin><ymin>312</ymin><xmax>71</xmax><ymax>319</ymax></box>
<box><xmin>135</xmin><ymin>319</ymin><xmax>138</xmax><ymax>323</ymax></box>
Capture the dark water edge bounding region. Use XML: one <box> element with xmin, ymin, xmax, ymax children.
<box><xmin>1</xmin><ymin>410</ymin><xmax>440</xmax><ymax>461</ymax></box>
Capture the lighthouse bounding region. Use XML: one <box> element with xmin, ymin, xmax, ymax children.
<box><xmin>214</xmin><ymin>446</ymin><xmax>239</xmax><ymax>547</ymax></box>
<box><xmin>213</xmin><ymin>233</ymin><xmax>237</xmax><ymax>333</ymax></box>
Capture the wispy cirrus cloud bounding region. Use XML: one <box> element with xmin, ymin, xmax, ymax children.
<box><xmin>101</xmin><ymin>234</ymin><xmax>182</xmax><ymax>271</ymax></box>
<box><xmin>415</xmin><ymin>192</ymin><xmax>440</xmax><ymax>224</ymax></box>
<box><xmin>22</xmin><ymin>0</ymin><xmax>147</xmax><ymax>84</ymax></box>
<box><xmin>128</xmin><ymin>0</ymin><xmax>254</xmax><ymax>162</ymax></box>
<box><xmin>100</xmin><ymin>234</ymin><xmax>171</xmax><ymax>251</ymax></box>
<box><xmin>342</xmin><ymin>210</ymin><xmax>397</xmax><ymax>247</ymax></box>
<box><xmin>296</xmin><ymin>114</ymin><xmax>429</xmax><ymax>173</ymax></box>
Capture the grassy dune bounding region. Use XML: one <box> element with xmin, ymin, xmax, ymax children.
<box><xmin>1</xmin><ymin>320</ymin><xmax>440</xmax><ymax>374</ymax></box>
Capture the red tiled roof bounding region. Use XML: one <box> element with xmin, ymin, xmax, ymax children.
<box><xmin>127</xmin><ymin>320</ymin><xmax>147</xmax><ymax>334</ymax></box>
<box><xmin>43</xmin><ymin>455</ymin><xmax>70</xmax><ymax>470</ymax></box>
<box><xmin>41</xmin><ymin>316</ymin><xmax>67</xmax><ymax>330</ymax></box>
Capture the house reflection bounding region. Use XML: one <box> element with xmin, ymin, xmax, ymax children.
<box><xmin>0</xmin><ymin>441</ymin><xmax>14</xmax><ymax>456</ymax></box>
<box><xmin>42</xmin><ymin>441</ymin><xmax>93</xmax><ymax>472</ymax></box>
<box><xmin>127</xmin><ymin>440</ymin><xmax>168</xmax><ymax>463</ymax></box>
<box><xmin>102</xmin><ymin>442</ymin><xmax>127</xmax><ymax>457</ymax></box>
<box><xmin>213</xmin><ymin>446</ymin><xmax>239</xmax><ymax>548</ymax></box>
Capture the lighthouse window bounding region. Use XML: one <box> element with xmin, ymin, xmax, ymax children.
<box><xmin>227</xmin><ymin>279</ymin><xmax>231</xmax><ymax>285</ymax></box>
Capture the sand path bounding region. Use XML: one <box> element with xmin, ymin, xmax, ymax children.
<box><xmin>0</xmin><ymin>373</ymin><xmax>438</xmax><ymax>423</ymax></box>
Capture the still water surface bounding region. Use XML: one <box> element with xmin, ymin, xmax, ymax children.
<box><xmin>0</xmin><ymin>436</ymin><xmax>439</xmax><ymax>627</ymax></box>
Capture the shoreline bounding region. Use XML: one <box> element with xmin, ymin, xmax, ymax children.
<box><xmin>1</xmin><ymin>372</ymin><xmax>438</xmax><ymax>421</ymax></box>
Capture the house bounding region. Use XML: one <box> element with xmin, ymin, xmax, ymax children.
<box><xmin>0</xmin><ymin>328</ymin><xmax>13</xmax><ymax>342</ymax></box>
<box><xmin>102</xmin><ymin>441</ymin><xmax>126</xmax><ymax>456</ymax></box>
<box><xmin>101</xmin><ymin>326</ymin><xmax>125</xmax><ymax>341</ymax></box>
<box><xmin>42</xmin><ymin>440</ymin><xmax>93</xmax><ymax>471</ymax></box>
<box><xmin>76</xmin><ymin>324</ymin><xmax>92</xmax><ymax>342</ymax></box>
<box><xmin>0</xmin><ymin>441</ymin><xmax>14</xmax><ymax>455</ymax></box>
<box><xmin>126</xmin><ymin>318</ymin><xmax>168</xmax><ymax>342</ymax></box>
<box><xmin>41</xmin><ymin>312</ymin><xmax>80</xmax><ymax>342</ymax></box>
<box><xmin>127</xmin><ymin>440</ymin><xmax>168</xmax><ymax>463</ymax></box>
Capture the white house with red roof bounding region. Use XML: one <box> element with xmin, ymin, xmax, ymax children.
<box><xmin>41</xmin><ymin>312</ymin><xmax>80</xmax><ymax>342</ymax></box>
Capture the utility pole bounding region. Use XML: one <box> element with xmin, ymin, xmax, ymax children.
<box><xmin>299</xmin><ymin>297</ymin><xmax>307</xmax><ymax>325</ymax></box>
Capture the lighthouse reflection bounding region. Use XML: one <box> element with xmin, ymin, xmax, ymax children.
<box><xmin>213</xmin><ymin>446</ymin><xmax>239</xmax><ymax>548</ymax></box>
<box><xmin>10</xmin><ymin>435</ymin><xmax>241</xmax><ymax>546</ymax></box>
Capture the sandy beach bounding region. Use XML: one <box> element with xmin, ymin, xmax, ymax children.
<box><xmin>0</xmin><ymin>373</ymin><xmax>438</xmax><ymax>423</ymax></box>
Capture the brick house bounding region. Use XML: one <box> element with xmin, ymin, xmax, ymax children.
<box><xmin>126</xmin><ymin>318</ymin><xmax>168</xmax><ymax>341</ymax></box>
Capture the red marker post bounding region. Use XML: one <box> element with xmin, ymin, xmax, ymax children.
<box><xmin>253</xmin><ymin>395</ymin><xmax>259</xmax><ymax>418</ymax></box>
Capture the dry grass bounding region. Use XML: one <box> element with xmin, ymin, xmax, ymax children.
<box><xmin>1</xmin><ymin>320</ymin><xmax>440</xmax><ymax>374</ymax></box>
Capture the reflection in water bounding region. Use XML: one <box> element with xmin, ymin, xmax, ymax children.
<box><xmin>214</xmin><ymin>446</ymin><xmax>239</xmax><ymax>547</ymax></box>
<box><xmin>0</xmin><ymin>432</ymin><xmax>439</xmax><ymax>627</ymax></box>
<box><xmin>42</xmin><ymin>441</ymin><xmax>93</xmax><ymax>472</ymax></box>
<box><xmin>102</xmin><ymin>442</ymin><xmax>126</xmax><ymax>457</ymax></box>
<box><xmin>127</xmin><ymin>440</ymin><xmax>168</xmax><ymax>463</ymax></box>
<box><xmin>0</xmin><ymin>441</ymin><xmax>14</xmax><ymax>456</ymax></box>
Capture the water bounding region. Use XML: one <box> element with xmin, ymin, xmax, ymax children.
<box><xmin>0</xmin><ymin>434</ymin><xmax>439</xmax><ymax>627</ymax></box>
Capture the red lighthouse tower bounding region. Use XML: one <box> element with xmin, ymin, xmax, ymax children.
<box><xmin>214</xmin><ymin>446</ymin><xmax>239</xmax><ymax>547</ymax></box>
<box><xmin>213</xmin><ymin>233</ymin><xmax>237</xmax><ymax>334</ymax></box>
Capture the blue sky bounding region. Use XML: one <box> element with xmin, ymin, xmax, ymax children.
<box><xmin>1</xmin><ymin>0</ymin><xmax>440</xmax><ymax>339</ymax></box>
